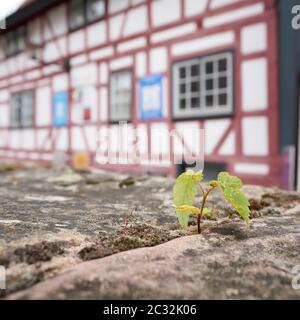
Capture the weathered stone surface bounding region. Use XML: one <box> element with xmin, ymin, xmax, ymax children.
<box><xmin>1</xmin><ymin>163</ymin><xmax>300</xmax><ymax>299</ymax></box>
<box><xmin>7</xmin><ymin>212</ymin><xmax>300</xmax><ymax>300</ymax></box>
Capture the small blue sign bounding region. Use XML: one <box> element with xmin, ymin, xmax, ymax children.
<box><xmin>139</xmin><ymin>75</ymin><xmax>163</xmax><ymax>120</ymax></box>
<box><xmin>53</xmin><ymin>91</ymin><xmax>68</xmax><ymax>127</ymax></box>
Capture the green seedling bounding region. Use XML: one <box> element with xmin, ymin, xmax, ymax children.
<box><xmin>173</xmin><ymin>170</ymin><xmax>250</xmax><ymax>234</ymax></box>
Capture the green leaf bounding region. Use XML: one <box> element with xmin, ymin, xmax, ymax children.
<box><xmin>173</xmin><ymin>170</ymin><xmax>203</xmax><ymax>229</ymax></box>
<box><xmin>175</xmin><ymin>205</ymin><xmax>201</xmax><ymax>215</ymax></box>
<box><xmin>217</xmin><ymin>172</ymin><xmax>250</xmax><ymax>224</ymax></box>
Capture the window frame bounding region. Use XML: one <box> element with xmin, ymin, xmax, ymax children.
<box><xmin>109</xmin><ymin>69</ymin><xmax>133</xmax><ymax>123</ymax></box>
<box><xmin>5</xmin><ymin>26</ymin><xmax>26</xmax><ymax>57</ymax></box>
<box><xmin>172</xmin><ymin>51</ymin><xmax>234</xmax><ymax>120</ymax></box>
<box><xmin>10</xmin><ymin>90</ymin><xmax>34</xmax><ymax>129</ymax></box>
<box><xmin>68</xmin><ymin>0</ymin><xmax>106</xmax><ymax>32</ymax></box>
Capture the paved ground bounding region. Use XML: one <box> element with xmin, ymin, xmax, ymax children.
<box><xmin>0</xmin><ymin>162</ymin><xmax>300</xmax><ymax>299</ymax></box>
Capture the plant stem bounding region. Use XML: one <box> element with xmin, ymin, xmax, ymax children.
<box><xmin>197</xmin><ymin>185</ymin><xmax>216</xmax><ymax>234</ymax></box>
<box><xmin>197</xmin><ymin>214</ymin><xmax>201</xmax><ymax>234</ymax></box>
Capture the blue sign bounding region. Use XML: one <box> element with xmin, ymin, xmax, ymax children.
<box><xmin>53</xmin><ymin>91</ymin><xmax>68</xmax><ymax>127</ymax></box>
<box><xmin>139</xmin><ymin>75</ymin><xmax>163</xmax><ymax>120</ymax></box>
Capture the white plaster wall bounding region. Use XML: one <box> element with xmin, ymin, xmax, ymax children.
<box><xmin>174</xmin><ymin>121</ymin><xmax>202</xmax><ymax>157</ymax></box>
<box><xmin>117</xmin><ymin>37</ymin><xmax>146</xmax><ymax>53</ymax></box>
<box><xmin>242</xmin><ymin>117</ymin><xmax>269</xmax><ymax>156</ymax></box>
<box><xmin>151</xmin><ymin>0</ymin><xmax>181</xmax><ymax>27</ymax></box>
<box><xmin>0</xmin><ymin>130</ymin><xmax>8</xmax><ymax>148</ymax></box>
<box><xmin>204</xmin><ymin>119</ymin><xmax>231</xmax><ymax>155</ymax></box>
<box><xmin>109</xmin><ymin>0</ymin><xmax>129</xmax><ymax>14</ymax></box>
<box><xmin>84</xmin><ymin>126</ymin><xmax>98</xmax><ymax>152</ymax></box>
<box><xmin>241</xmin><ymin>23</ymin><xmax>267</xmax><ymax>55</ymax></box>
<box><xmin>36</xmin><ymin>86</ymin><xmax>52</xmax><ymax>127</ymax></box>
<box><xmin>69</xmin><ymin>30</ymin><xmax>85</xmax><ymax>54</ymax></box>
<box><xmin>43</xmin><ymin>41</ymin><xmax>60</xmax><ymax>62</ymax></box>
<box><xmin>110</xmin><ymin>56</ymin><xmax>133</xmax><ymax>70</ymax></box>
<box><xmin>37</xmin><ymin>129</ymin><xmax>51</xmax><ymax>150</ymax></box>
<box><xmin>109</xmin><ymin>14</ymin><xmax>124</xmax><ymax>41</ymax></box>
<box><xmin>99</xmin><ymin>63</ymin><xmax>108</xmax><ymax>84</ymax></box>
<box><xmin>136</xmin><ymin>52</ymin><xmax>147</xmax><ymax>78</ymax></box>
<box><xmin>172</xmin><ymin>31</ymin><xmax>235</xmax><ymax>56</ymax></box>
<box><xmin>48</xmin><ymin>4</ymin><xmax>67</xmax><ymax>37</ymax></box>
<box><xmin>0</xmin><ymin>105</ymin><xmax>9</xmax><ymax>128</ymax></box>
<box><xmin>10</xmin><ymin>130</ymin><xmax>21</xmax><ymax>150</ymax></box>
<box><xmin>123</xmin><ymin>6</ymin><xmax>148</xmax><ymax>37</ymax></box>
<box><xmin>150</xmin><ymin>47</ymin><xmax>168</xmax><ymax>73</ymax></box>
<box><xmin>184</xmin><ymin>0</ymin><xmax>208</xmax><ymax>17</ymax></box>
<box><xmin>71</xmin><ymin>63</ymin><xmax>98</xmax><ymax>87</ymax></box>
<box><xmin>71</xmin><ymin>127</ymin><xmax>86</xmax><ymax>151</ymax></box>
<box><xmin>242</xmin><ymin>58</ymin><xmax>268</xmax><ymax>111</ymax></box>
<box><xmin>210</xmin><ymin>0</ymin><xmax>243</xmax><ymax>9</ymax></box>
<box><xmin>100</xmin><ymin>88</ymin><xmax>108</xmax><ymax>121</ymax></box>
<box><xmin>52</xmin><ymin>73</ymin><xmax>68</xmax><ymax>92</ymax></box>
<box><xmin>89</xmin><ymin>46</ymin><xmax>114</xmax><ymax>61</ymax></box>
<box><xmin>0</xmin><ymin>90</ymin><xmax>9</xmax><ymax>103</ymax></box>
<box><xmin>151</xmin><ymin>23</ymin><xmax>197</xmax><ymax>44</ymax></box>
<box><xmin>219</xmin><ymin>131</ymin><xmax>235</xmax><ymax>155</ymax></box>
<box><xmin>87</xmin><ymin>21</ymin><xmax>107</xmax><ymax>48</ymax></box>
<box><xmin>22</xmin><ymin>129</ymin><xmax>35</xmax><ymax>150</ymax></box>
<box><xmin>204</xmin><ymin>3</ymin><xmax>264</xmax><ymax>28</ymax></box>
<box><xmin>55</xmin><ymin>128</ymin><xmax>68</xmax><ymax>151</ymax></box>
<box><xmin>234</xmin><ymin>163</ymin><xmax>270</xmax><ymax>175</ymax></box>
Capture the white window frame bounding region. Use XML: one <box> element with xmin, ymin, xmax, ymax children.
<box><xmin>10</xmin><ymin>91</ymin><xmax>33</xmax><ymax>129</ymax></box>
<box><xmin>109</xmin><ymin>70</ymin><xmax>132</xmax><ymax>122</ymax></box>
<box><xmin>173</xmin><ymin>52</ymin><xmax>233</xmax><ymax>119</ymax></box>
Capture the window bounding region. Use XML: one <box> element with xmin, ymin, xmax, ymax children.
<box><xmin>5</xmin><ymin>26</ymin><xmax>26</xmax><ymax>56</ymax></box>
<box><xmin>69</xmin><ymin>0</ymin><xmax>105</xmax><ymax>30</ymax></box>
<box><xmin>69</xmin><ymin>0</ymin><xmax>85</xmax><ymax>30</ymax></box>
<box><xmin>10</xmin><ymin>91</ymin><xmax>33</xmax><ymax>129</ymax></box>
<box><xmin>86</xmin><ymin>0</ymin><xmax>105</xmax><ymax>22</ymax></box>
<box><xmin>110</xmin><ymin>71</ymin><xmax>132</xmax><ymax>122</ymax></box>
<box><xmin>173</xmin><ymin>52</ymin><xmax>233</xmax><ymax>119</ymax></box>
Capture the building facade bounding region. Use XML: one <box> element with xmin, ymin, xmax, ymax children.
<box><xmin>0</xmin><ymin>0</ymin><xmax>289</xmax><ymax>187</ymax></box>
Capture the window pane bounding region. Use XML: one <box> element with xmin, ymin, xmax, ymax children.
<box><xmin>218</xmin><ymin>94</ymin><xmax>227</xmax><ymax>106</ymax></box>
<box><xmin>179</xmin><ymin>67</ymin><xmax>186</xmax><ymax>79</ymax></box>
<box><xmin>180</xmin><ymin>99</ymin><xmax>186</xmax><ymax>110</ymax></box>
<box><xmin>87</xmin><ymin>0</ymin><xmax>105</xmax><ymax>22</ymax></box>
<box><xmin>16</xmin><ymin>27</ymin><xmax>26</xmax><ymax>53</ymax></box>
<box><xmin>206</xmin><ymin>95</ymin><xmax>213</xmax><ymax>107</ymax></box>
<box><xmin>191</xmin><ymin>98</ymin><xmax>199</xmax><ymax>109</ymax></box>
<box><xmin>191</xmin><ymin>64</ymin><xmax>199</xmax><ymax>77</ymax></box>
<box><xmin>218</xmin><ymin>59</ymin><xmax>227</xmax><ymax>72</ymax></box>
<box><xmin>218</xmin><ymin>77</ymin><xmax>227</xmax><ymax>89</ymax></box>
<box><xmin>180</xmin><ymin>84</ymin><xmax>186</xmax><ymax>94</ymax></box>
<box><xmin>6</xmin><ymin>32</ymin><xmax>17</xmax><ymax>56</ymax></box>
<box><xmin>69</xmin><ymin>0</ymin><xmax>85</xmax><ymax>30</ymax></box>
<box><xmin>205</xmin><ymin>62</ymin><xmax>213</xmax><ymax>74</ymax></box>
<box><xmin>21</xmin><ymin>92</ymin><xmax>33</xmax><ymax>127</ymax></box>
<box><xmin>110</xmin><ymin>71</ymin><xmax>132</xmax><ymax>121</ymax></box>
<box><xmin>10</xmin><ymin>94</ymin><xmax>21</xmax><ymax>128</ymax></box>
<box><xmin>206</xmin><ymin>79</ymin><xmax>213</xmax><ymax>90</ymax></box>
<box><xmin>191</xmin><ymin>81</ymin><xmax>199</xmax><ymax>93</ymax></box>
